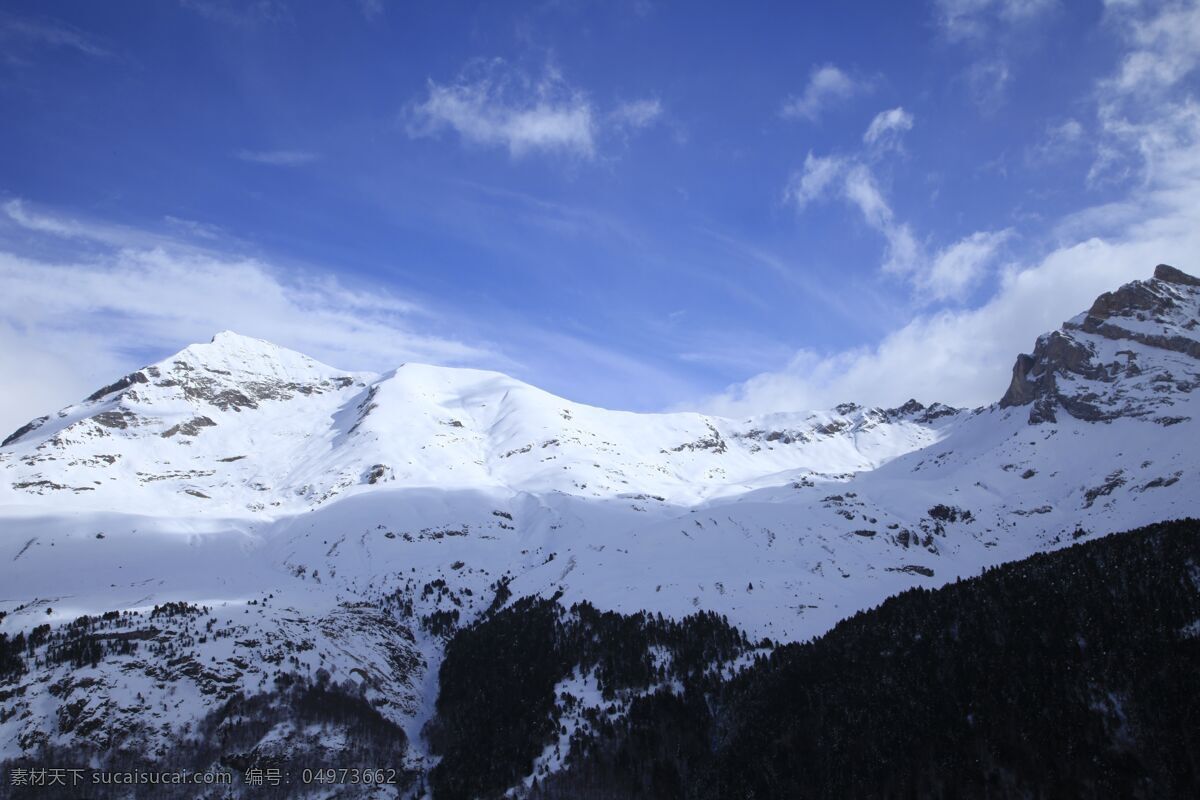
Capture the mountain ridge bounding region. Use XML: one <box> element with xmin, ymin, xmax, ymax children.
<box><xmin>0</xmin><ymin>264</ymin><xmax>1198</xmax><ymax>792</ymax></box>
<box><xmin>0</xmin><ymin>331</ymin><xmax>966</xmax><ymax>513</ymax></box>
<box><xmin>10</xmin><ymin>262</ymin><xmax>1198</xmax><ymax>457</ymax></box>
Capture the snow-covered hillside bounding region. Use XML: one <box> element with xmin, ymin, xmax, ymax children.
<box><xmin>0</xmin><ymin>331</ymin><xmax>959</xmax><ymax>514</ymax></box>
<box><xmin>1</xmin><ymin>264</ymin><xmax>1198</xmax><ymax>791</ymax></box>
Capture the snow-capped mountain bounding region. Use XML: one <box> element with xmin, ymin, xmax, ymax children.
<box><xmin>1</xmin><ymin>264</ymin><xmax>1198</xmax><ymax>790</ymax></box>
<box><xmin>0</xmin><ymin>331</ymin><xmax>959</xmax><ymax>514</ymax></box>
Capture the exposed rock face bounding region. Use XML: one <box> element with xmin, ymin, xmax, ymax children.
<box><xmin>161</xmin><ymin>416</ymin><xmax>217</xmax><ymax>438</ymax></box>
<box><xmin>1</xmin><ymin>415</ymin><xmax>49</xmax><ymax>447</ymax></box>
<box><xmin>1000</xmin><ymin>264</ymin><xmax>1200</xmax><ymax>424</ymax></box>
<box><xmin>1154</xmin><ymin>262</ymin><xmax>1200</xmax><ymax>287</ymax></box>
<box><xmin>883</xmin><ymin>399</ymin><xmax>960</xmax><ymax>424</ymax></box>
<box><xmin>730</xmin><ymin>399</ymin><xmax>962</xmax><ymax>452</ymax></box>
<box><xmin>85</xmin><ymin>370</ymin><xmax>150</xmax><ymax>402</ymax></box>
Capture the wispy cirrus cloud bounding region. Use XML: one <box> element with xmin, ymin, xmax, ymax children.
<box><xmin>780</xmin><ymin>64</ymin><xmax>869</xmax><ymax>121</ymax></box>
<box><xmin>933</xmin><ymin>0</ymin><xmax>1057</xmax><ymax>42</ymax></box>
<box><xmin>785</xmin><ymin>108</ymin><xmax>1010</xmax><ymax>302</ymax></box>
<box><xmin>839</xmin><ymin>163</ymin><xmax>924</xmax><ymax>277</ymax></box>
<box><xmin>1087</xmin><ymin>0</ymin><xmax>1200</xmax><ymax>187</ymax></box>
<box><xmin>408</xmin><ymin>60</ymin><xmax>600</xmax><ymax>159</ymax></box>
<box><xmin>0</xmin><ymin>11</ymin><xmax>112</xmax><ymax>61</ymax></box>
<box><xmin>609</xmin><ymin>98</ymin><xmax>663</xmax><ymax>131</ymax></box>
<box><xmin>1026</xmin><ymin>117</ymin><xmax>1086</xmax><ymax>165</ymax></box>
<box><xmin>407</xmin><ymin>60</ymin><xmax>663</xmax><ymax>160</ymax></box>
<box><xmin>1105</xmin><ymin>0</ymin><xmax>1200</xmax><ymax>96</ymax></box>
<box><xmin>966</xmin><ymin>58</ymin><xmax>1012</xmax><ymax>112</ymax></box>
<box><xmin>3</xmin><ymin>199</ymin><xmax>137</xmax><ymax>245</ymax></box>
<box><xmin>178</xmin><ymin>0</ymin><xmax>291</xmax><ymax>28</ymax></box>
<box><xmin>863</xmin><ymin>106</ymin><xmax>914</xmax><ymax>148</ymax></box>
<box><xmin>235</xmin><ymin>149</ymin><xmax>319</xmax><ymax>166</ymax></box>
<box><xmin>359</xmin><ymin>0</ymin><xmax>385</xmax><ymax>20</ymax></box>
<box><xmin>933</xmin><ymin>0</ymin><xmax>1057</xmax><ymax>111</ymax></box>
<box><xmin>783</xmin><ymin>152</ymin><xmax>846</xmax><ymax>210</ymax></box>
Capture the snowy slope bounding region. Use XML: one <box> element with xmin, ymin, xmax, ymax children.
<box><xmin>0</xmin><ymin>332</ymin><xmax>959</xmax><ymax>514</ymax></box>
<box><xmin>1</xmin><ymin>264</ymin><xmax>1198</xmax><ymax>784</ymax></box>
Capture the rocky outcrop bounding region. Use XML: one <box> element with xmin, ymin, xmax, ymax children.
<box><xmin>668</xmin><ymin>422</ymin><xmax>728</xmax><ymax>454</ymax></box>
<box><xmin>1</xmin><ymin>415</ymin><xmax>49</xmax><ymax>448</ymax></box>
<box><xmin>883</xmin><ymin>399</ymin><xmax>960</xmax><ymax>423</ymax></box>
<box><xmin>1154</xmin><ymin>262</ymin><xmax>1200</xmax><ymax>287</ymax></box>
<box><xmin>161</xmin><ymin>416</ymin><xmax>217</xmax><ymax>438</ymax></box>
<box><xmin>999</xmin><ymin>332</ymin><xmax>1108</xmax><ymax>422</ymax></box>
<box><xmin>1000</xmin><ymin>265</ymin><xmax>1200</xmax><ymax>423</ymax></box>
<box><xmin>85</xmin><ymin>370</ymin><xmax>150</xmax><ymax>402</ymax></box>
<box><xmin>1070</xmin><ymin>264</ymin><xmax>1200</xmax><ymax>360</ymax></box>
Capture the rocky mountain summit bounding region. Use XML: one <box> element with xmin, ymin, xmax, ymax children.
<box><xmin>1001</xmin><ymin>263</ymin><xmax>1200</xmax><ymax>424</ymax></box>
<box><xmin>1</xmin><ymin>265</ymin><xmax>1198</xmax><ymax>796</ymax></box>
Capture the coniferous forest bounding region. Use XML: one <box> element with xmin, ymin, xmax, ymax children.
<box><xmin>432</xmin><ymin>519</ymin><xmax>1200</xmax><ymax>799</ymax></box>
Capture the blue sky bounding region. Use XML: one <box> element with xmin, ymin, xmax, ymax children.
<box><xmin>1</xmin><ymin>0</ymin><xmax>1199</xmax><ymax>434</ymax></box>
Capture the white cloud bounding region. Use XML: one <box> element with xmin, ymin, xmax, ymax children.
<box><xmin>787</xmin><ymin>112</ymin><xmax>1002</xmax><ymax>298</ymax></box>
<box><xmin>783</xmin><ymin>152</ymin><xmax>846</xmax><ymax>209</ymax></box>
<box><xmin>785</xmin><ymin>110</ymin><xmax>1008</xmax><ymax>300</ymax></box>
<box><xmin>408</xmin><ymin>62</ymin><xmax>666</xmax><ymax>160</ymax></box>
<box><xmin>1054</xmin><ymin>118</ymin><xmax>1084</xmax><ymax>142</ymax></box>
<box><xmin>920</xmin><ymin>229</ymin><xmax>1012</xmax><ymax>301</ymax></box>
<box><xmin>934</xmin><ymin>0</ymin><xmax>1057</xmax><ymax>41</ymax></box>
<box><xmin>780</xmin><ymin>64</ymin><xmax>866</xmax><ymax>121</ymax></box>
<box><xmin>408</xmin><ymin>60</ymin><xmax>597</xmax><ymax>159</ymax></box>
<box><xmin>0</xmin><ymin>202</ymin><xmax>500</xmax><ymax>437</ymax></box>
<box><xmin>842</xmin><ymin>164</ymin><xmax>922</xmax><ymax>274</ymax></box>
<box><xmin>1106</xmin><ymin>0</ymin><xmax>1200</xmax><ymax>95</ymax></box>
<box><xmin>1027</xmin><ymin>117</ymin><xmax>1089</xmax><ymax>166</ymax></box>
<box><xmin>697</xmin><ymin>228</ymin><xmax>1193</xmax><ymax>417</ymax></box>
<box><xmin>966</xmin><ymin>58</ymin><xmax>1012</xmax><ymax>111</ymax></box>
<box><xmin>163</xmin><ymin>215</ymin><xmax>225</xmax><ymax>241</ymax></box>
<box><xmin>1088</xmin><ymin>1</ymin><xmax>1200</xmax><ymax>186</ymax></box>
<box><xmin>3</xmin><ymin>199</ymin><xmax>139</xmax><ymax>245</ymax></box>
<box><xmin>610</xmin><ymin>98</ymin><xmax>663</xmax><ymax>131</ymax></box>
<box><xmin>0</xmin><ymin>198</ymin><xmax>708</xmax><ymax>434</ymax></box>
<box><xmin>235</xmin><ymin>149</ymin><xmax>319</xmax><ymax>166</ymax></box>
<box><xmin>863</xmin><ymin>106</ymin><xmax>914</xmax><ymax>147</ymax></box>
<box><xmin>179</xmin><ymin>0</ymin><xmax>290</xmax><ymax>27</ymax></box>
<box><xmin>701</xmin><ymin>0</ymin><xmax>1200</xmax><ymax>416</ymax></box>
<box><xmin>934</xmin><ymin>1</ymin><xmax>1054</xmax><ymax>111</ymax></box>
<box><xmin>0</xmin><ymin>11</ymin><xmax>111</xmax><ymax>59</ymax></box>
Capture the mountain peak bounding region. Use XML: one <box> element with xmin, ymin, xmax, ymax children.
<box><xmin>166</xmin><ymin>331</ymin><xmax>348</xmax><ymax>384</ymax></box>
<box><xmin>188</xmin><ymin>329</ymin><xmax>313</xmax><ymax>361</ymax></box>
<box><xmin>1154</xmin><ymin>263</ymin><xmax>1200</xmax><ymax>287</ymax></box>
<box><xmin>1000</xmin><ymin>264</ymin><xmax>1200</xmax><ymax>423</ymax></box>
<box><xmin>209</xmin><ymin>329</ymin><xmax>270</xmax><ymax>346</ymax></box>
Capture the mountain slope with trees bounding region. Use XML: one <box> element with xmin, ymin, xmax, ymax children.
<box><xmin>524</xmin><ymin>518</ymin><xmax>1200</xmax><ymax>799</ymax></box>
